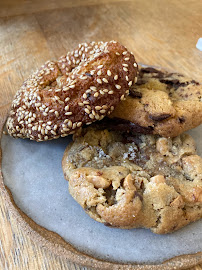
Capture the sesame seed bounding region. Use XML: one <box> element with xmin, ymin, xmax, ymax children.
<box><xmin>41</xmin><ymin>129</ymin><xmax>45</xmax><ymax>135</ymax></box>
<box><xmin>65</xmin><ymin>97</ymin><xmax>70</xmax><ymax>102</ymax></box>
<box><xmin>102</xmin><ymin>105</ymin><xmax>108</xmax><ymax>109</ymax></box>
<box><xmin>123</xmin><ymin>67</ymin><xmax>128</xmax><ymax>72</ymax></box>
<box><xmin>51</xmin><ymin>130</ymin><xmax>56</xmax><ymax>135</ymax></box>
<box><xmin>65</xmin><ymin>112</ymin><xmax>73</xmax><ymax>115</ymax></box>
<box><xmin>115</xmin><ymin>52</ymin><xmax>120</xmax><ymax>55</ymax></box>
<box><xmin>115</xmin><ymin>84</ymin><xmax>121</xmax><ymax>89</ymax></box>
<box><xmin>46</xmin><ymin>126</ymin><xmax>51</xmax><ymax>130</ymax></box>
<box><xmin>81</xmin><ymin>76</ymin><xmax>88</xmax><ymax>80</ymax></box>
<box><xmin>68</xmin><ymin>121</ymin><xmax>72</xmax><ymax>128</ymax></box>
<box><xmin>107</xmin><ymin>70</ymin><xmax>112</xmax><ymax>76</ymax></box>
<box><xmin>72</xmin><ymin>123</ymin><xmax>77</xmax><ymax>129</ymax></box>
<box><xmin>83</xmin><ymin>93</ymin><xmax>87</xmax><ymax>99</ymax></box>
<box><xmin>114</xmin><ymin>75</ymin><xmax>118</xmax><ymax>80</ymax></box>
<box><xmin>69</xmin><ymin>85</ymin><xmax>75</xmax><ymax>88</ymax></box>
<box><xmin>90</xmin><ymin>86</ymin><xmax>97</xmax><ymax>91</ymax></box>
<box><xmin>126</xmin><ymin>75</ymin><xmax>129</xmax><ymax>81</ymax></box>
<box><xmin>89</xmin><ymin>114</ymin><xmax>94</xmax><ymax>119</ymax></box>
<box><xmin>78</xmin><ymin>102</ymin><xmax>84</xmax><ymax>106</ymax></box>
<box><xmin>77</xmin><ymin>122</ymin><xmax>82</xmax><ymax>127</ymax></box>
<box><xmin>124</xmin><ymin>57</ymin><xmax>130</xmax><ymax>61</ymax></box>
<box><xmin>122</xmin><ymin>51</ymin><xmax>127</xmax><ymax>55</ymax></box>
<box><xmin>63</xmin><ymin>87</ymin><xmax>69</xmax><ymax>91</ymax></box>
<box><xmin>95</xmin><ymin>106</ymin><xmax>102</xmax><ymax>110</ymax></box>
<box><xmin>100</xmin><ymin>90</ymin><xmax>105</xmax><ymax>95</ymax></box>
<box><xmin>83</xmin><ymin>101</ymin><xmax>89</xmax><ymax>104</ymax></box>
<box><xmin>100</xmin><ymin>109</ymin><xmax>106</xmax><ymax>114</ymax></box>
<box><xmin>58</xmin><ymin>100</ymin><xmax>64</xmax><ymax>104</ymax></box>
<box><xmin>97</xmin><ymin>70</ymin><xmax>102</xmax><ymax>76</ymax></box>
<box><xmin>121</xmin><ymin>95</ymin><xmax>125</xmax><ymax>100</ymax></box>
<box><xmin>55</xmin><ymin>111</ymin><xmax>59</xmax><ymax>117</ymax></box>
<box><xmin>65</xmin><ymin>105</ymin><xmax>70</xmax><ymax>111</ymax></box>
<box><xmin>111</xmin><ymin>106</ymin><xmax>114</xmax><ymax>110</ymax></box>
<box><xmin>134</xmin><ymin>77</ymin><xmax>138</xmax><ymax>83</ymax></box>
<box><xmin>43</xmin><ymin>112</ymin><xmax>48</xmax><ymax>116</ymax></box>
<box><xmin>49</xmin><ymin>109</ymin><xmax>54</xmax><ymax>113</ymax></box>
<box><xmin>108</xmin><ymin>90</ymin><xmax>114</xmax><ymax>94</ymax></box>
<box><xmin>97</xmin><ymin>65</ymin><xmax>103</xmax><ymax>69</ymax></box>
<box><xmin>87</xmin><ymin>105</ymin><xmax>91</xmax><ymax>110</ymax></box>
<box><xmin>122</xmin><ymin>63</ymin><xmax>128</xmax><ymax>67</ymax></box>
<box><xmin>35</xmin><ymin>103</ymin><xmax>41</xmax><ymax>107</ymax></box>
<box><xmin>128</xmin><ymin>81</ymin><xmax>133</xmax><ymax>87</ymax></box>
<box><xmin>84</xmin><ymin>108</ymin><xmax>90</xmax><ymax>114</ymax></box>
<box><xmin>134</xmin><ymin>62</ymin><xmax>137</xmax><ymax>67</ymax></box>
<box><xmin>54</xmin><ymin>125</ymin><xmax>57</xmax><ymax>130</ymax></box>
<box><xmin>94</xmin><ymin>92</ymin><xmax>99</xmax><ymax>97</ymax></box>
<box><xmin>90</xmin><ymin>70</ymin><xmax>95</xmax><ymax>75</ymax></box>
<box><xmin>103</xmin><ymin>89</ymin><xmax>108</xmax><ymax>93</ymax></box>
<box><xmin>97</xmin><ymin>78</ymin><xmax>102</xmax><ymax>84</ymax></box>
<box><xmin>86</xmin><ymin>89</ymin><xmax>91</xmax><ymax>93</ymax></box>
<box><xmin>102</xmin><ymin>78</ymin><xmax>108</xmax><ymax>83</ymax></box>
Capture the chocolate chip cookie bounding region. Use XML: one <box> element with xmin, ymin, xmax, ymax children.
<box><xmin>110</xmin><ymin>66</ymin><xmax>202</xmax><ymax>137</ymax></box>
<box><xmin>62</xmin><ymin>126</ymin><xmax>202</xmax><ymax>234</ymax></box>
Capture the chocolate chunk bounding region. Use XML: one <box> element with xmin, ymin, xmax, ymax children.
<box><xmin>94</xmin><ymin>118</ymin><xmax>154</xmax><ymax>135</ymax></box>
<box><xmin>135</xmin><ymin>79</ymin><xmax>146</xmax><ymax>85</ymax></box>
<box><xmin>141</xmin><ymin>67</ymin><xmax>160</xmax><ymax>74</ymax></box>
<box><xmin>149</xmin><ymin>114</ymin><xmax>171</xmax><ymax>121</ymax></box>
<box><xmin>179</xmin><ymin>116</ymin><xmax>185</xmax><ymax>123</ymax></box>
<box><xmin>130</xmin><ymin>89</ymin><xmax>142</xmax><ymax>98</ymax></box>
<box><xmin>159</xmin><ymin>79</ymin><xmax>187</xmax><ymax>90</ymax></box>
<box><xmin>140</xmin><ymin>67</ymin><xmax>165</xmax><ymax>79</ymax></box>
<box><xmin>191</xmin><ymin>80</ymin><xmax>199</xmax><ymax>85</ymax></box>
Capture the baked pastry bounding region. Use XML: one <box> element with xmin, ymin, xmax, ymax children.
<box><xmin>110</xmin><ymin>66</ymin><xmax>202</xmax><ymax>137</ymax></box>
<box><xmin>6</xmin><ymin>41</ymin><xmax>138</xmax><ymax>141</ymax></box>
<box><xmin>62</xmin><ymin>125</ymin><xmax>202</xmax><ymax>234</ymax></box>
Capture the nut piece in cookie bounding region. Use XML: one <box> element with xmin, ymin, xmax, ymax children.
<box><xmin>62</xmin><ymin>126</ymin><xmax>202</xmax><ymax>233</ymax></box>
<box><xmin>110</xmin><ymin>66</ymin><xmax>202</xmax><ymax>137</ymax></box>
<box><xmin>6</xmin><ymin>41</ymin><xmax>138</xmax><ymax>141</ymax></box>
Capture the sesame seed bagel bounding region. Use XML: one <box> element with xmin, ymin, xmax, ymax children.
<box><xmin>6</xmin><ymin>41</ymin><xmax>138</xmax><ymax>141</ymax></box>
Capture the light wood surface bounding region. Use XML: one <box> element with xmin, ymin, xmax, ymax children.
<box><xmin>0</xmin><ymin>0</ymin><xmax>202</xmax><ymax>269</ymax></box>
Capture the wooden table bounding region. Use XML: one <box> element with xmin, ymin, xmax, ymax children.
<box><xmin>0</xmin><ymin>0</ymin><xmax>202</xmax><ymax>269</ymax></box>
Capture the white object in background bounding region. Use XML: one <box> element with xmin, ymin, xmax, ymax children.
<box><xmin>196</xmin><ymin>38</ymin><xmax>202</xmax><ymax>51</ymax></box>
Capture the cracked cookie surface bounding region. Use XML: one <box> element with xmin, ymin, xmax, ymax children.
<box><xmin>62</xmin><ymin>127</ymin><xmax>202</xmax><ymax>234</ymax></box>
<box><xmin>110</xmin><ymin>66</ymin><xmax>202</xmax><ymax>137</ymax></box>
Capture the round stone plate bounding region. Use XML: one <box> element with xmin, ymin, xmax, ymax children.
<box><xmin>0</xmin><ymin>66</ymin><xmax>202</xmax><ymax>270</ymax></box>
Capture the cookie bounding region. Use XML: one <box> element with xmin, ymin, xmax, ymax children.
<box><xmin>6</xmin><ymin>41</ymin><xmax>138</xmax><ymax>141</ymax></box>
<box><xmin>62</xmin><ymin>126</ymin><xmax>202</xmax><ymax>234</ymax></box>
<box><xmin>110</xmin><ymin>66</ymin><xmax>202</xmax><ymax>137</ymax></box>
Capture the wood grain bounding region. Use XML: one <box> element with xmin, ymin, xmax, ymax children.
<box><xmin>0</xmin><ymin>0</ymin><xmax>202</xmax><ymax>269</ymax></box>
